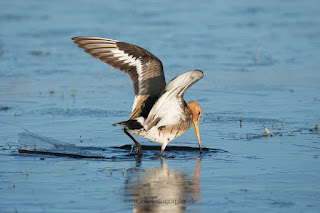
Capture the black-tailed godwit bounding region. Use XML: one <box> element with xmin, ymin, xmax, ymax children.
<box><xmin>72</xmin><ymin>37</ymin><xmax>203</xmax><ymax>157</ymax></box>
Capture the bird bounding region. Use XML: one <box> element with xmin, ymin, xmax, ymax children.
<box><xmin>72</xmin><ymin>37</ymin><xmax>203</xmax><ymax>157</ymax></box>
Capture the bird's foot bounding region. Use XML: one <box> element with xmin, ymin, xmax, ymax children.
<box><xmin>151</xmin><ymin>153</ymin><xmax>174</xmax><ymax>159</ymax></box>
<box><xmin>151</xmin><ymin>153</ymin><xmax>163</xmax><ymax>160</ymax></box>
<box><xmin>129</xmin><ymin>143</ymin><xmax>142</xmax><ymax>158</ymax></box>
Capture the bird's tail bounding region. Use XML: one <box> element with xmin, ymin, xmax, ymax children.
<box><xmin>112</xmin><ymin>119</ymin><xmax>144</xmax><ymax>130</ymax></box>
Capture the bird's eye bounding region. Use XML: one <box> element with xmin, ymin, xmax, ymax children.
<box><xmin>198</xmin><ymin>111</ymin><xmax>201</xmax><ymax>115</ymax></box>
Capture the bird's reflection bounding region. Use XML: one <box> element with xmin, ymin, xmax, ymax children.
<box><xmin>124</xmin><ymin>159</ymin><xmax>201</xmax><ymax>212</ymax></box>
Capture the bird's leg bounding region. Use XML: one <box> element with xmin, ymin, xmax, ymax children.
<box><xmin>157</xmin><ymin>143</ymin><xmax>167</xmax><ymax>158</ymax></box>
<box><xmin>123</xmin><ymin>128</ymin><xmax>142</xmax><ymax>158</ymax></box>
<box><xmin>152</xmin><ymin>144</ymin><xmax>167</xmax><ymax>159</ymax></box>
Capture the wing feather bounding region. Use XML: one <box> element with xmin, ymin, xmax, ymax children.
<box><xmin>144</xmin><ymin>70</ymin><xmax>204</xmax><ymax>130</ymax></box>
<box><xmin>72</xmin><ymin>37</ymin><xmax>166</xmax><ymax>118</ymax></box>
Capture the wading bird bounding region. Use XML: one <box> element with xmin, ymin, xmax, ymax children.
<box><xmin>72</xmin><ymin>37</ymin><xmax>203</xmax><ymax>157</ymax></box>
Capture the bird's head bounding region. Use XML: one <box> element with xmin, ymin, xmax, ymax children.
<box><xmin>187</xmin><ymin>101</ymin><xmax>202</xmax><ymax>153</ymax></box>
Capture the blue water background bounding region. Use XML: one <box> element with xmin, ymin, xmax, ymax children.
<box><xmin>0</xmin><ymin>0</ymin><xmax>320</xmax><ymax>212</ymax></box>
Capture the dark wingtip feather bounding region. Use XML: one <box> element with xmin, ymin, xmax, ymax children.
<box><xmin>113</xmin><ymin>120</ymin><xmax>143</xmax><ymax>130</ymax></box>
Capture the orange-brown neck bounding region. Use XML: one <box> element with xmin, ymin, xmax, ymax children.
<box><xmin>187</xmin><ymin>101</ymin><xmax>202</xmax><ymax>122</ymax></box>
<box><xmin>187</xmin><ymin>101</ymin><xmax>202</xmax><ymax>153</ymax></box>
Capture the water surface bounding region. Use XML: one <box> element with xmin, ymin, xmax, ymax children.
<box><xmin>0</xmin><ymin>0</ymin><xmax>320</xmax><ymax>212</ymax></box>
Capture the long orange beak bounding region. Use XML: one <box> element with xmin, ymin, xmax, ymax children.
<box><xmin>193</xmin><ymin>120</ymin><xmax>202</xmax><ymax>154</ymax></box>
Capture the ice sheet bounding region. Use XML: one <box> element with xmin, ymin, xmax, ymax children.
<box><xmin>18</xmin><ymin>130</ymin><xmax>100</xmax><ymax>157</ymax></box>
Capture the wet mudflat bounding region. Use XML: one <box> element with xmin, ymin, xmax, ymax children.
<box><xmin>1</xmin><ymin>0</ymin><xmax>320</xmax><ymax>212</ymax></box>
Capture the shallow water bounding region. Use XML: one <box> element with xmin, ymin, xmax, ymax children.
<box><xmin>1</xmin><ymin>0</ymin><xmax>320</xmax><ymax>212</ymax></box>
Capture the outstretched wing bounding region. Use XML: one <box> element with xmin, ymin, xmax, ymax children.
<box><xmin>144</xmin><ymin>70</ymin><xmax>204</xmax><ymax>130</ymax></box>
<box><xmin>72</xmin><ymin>37</ymin><xmax>166</xmax><ymax>119</ymax></box>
